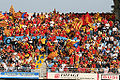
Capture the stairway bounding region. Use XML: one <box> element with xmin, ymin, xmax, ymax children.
<box><xmin>35</xmin><ymin>54</ymin><xmax>47</xmax><ymax>79</ymax></box>
<box><xmin>39</xmin><ymin>62</ymin><xmax>47</xmax><ymax>78</ymax></box>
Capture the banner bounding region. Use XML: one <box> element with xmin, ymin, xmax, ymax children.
<box><xmin>100</xmin><ymin>74</ymin><xmax>119</xmax><ymax>80</ymax></box>
<box><xmin>4</xmin><ymin>36</ymin><xmax>24</xmax><ymax>44</ymax></box>
<box><xmin>35</xmin><ymin>54</ymin><xmax>46</xmax><ymax>69</ymax></box>
<box><xmin>47</xmin><ymin>73</ymin><xmax>99</xmax><ymax>80</ymax></box>
<box><xmin>4</xmin><ymin>36</ymin><xmax>78</xmax><ymax>44</ymax></box>
<box><xmin>0</xmin><ymin>72</ymin><xmax>39</xmax><ymax>79</ymax></box>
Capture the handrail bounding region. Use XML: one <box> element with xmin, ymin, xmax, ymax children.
<box><xmin>46</xmin><ymin>67</ymin><xmax>120</xmax><ymax>73</ymax></box>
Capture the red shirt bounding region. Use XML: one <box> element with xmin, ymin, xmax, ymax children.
<box><xmin>75</xmin><ymin>55</ymin><xmax>79</xmax><ymax>62</ymax></box>
<box><xmin>31</xmin><ymin>64</ymin><xmax>35</xmax><ymax>69</ymax></box>
<box><xmin>18</xmin><ymin>53</ymin><xmax>21</xmax><ymax>56</ymax></box>
<box><xmin>63</xmin><ymin>60</ymin><xmax>67</xmax><ymax>64</ymax></box>
<box><xmin>92</xmin><ymin>49</ymin><xmax>96</xmax><ymax>54</ymax></box>
<box><xmin>70</xmin><ymin>57</ymin><xmax>74</xmax><ymax>65</ymax></box>
<box><xmin>58</xmin><ymin>60</ymin><xmax>63</xmax><ymax>64</ymax></box>
<box><xmin>51</xmin><ymin>67</ymin><xmax>55</xmax><ymax>72</ymax></box>
<box><xmin>92</xmin><ymin>64</ymin><xmax>96</xmax><ymax>68</ymax></box>
<box><xmin>20</xmin><ymin>28</ymin><xmax>24</xmax><ymax>36</ymax></box>
<box><xmin>53</xmin><ymin>64</ymin><xmax>57</xmax><ymax>67</ymax></box>
<box><xmin>0</xmin><ymin>35</ymin><xmax>2</xmax><ymax>40</ymax></box>
<box><xmin>25</xmin><ymin>29</ymin><xmax>29</xmax><ymax>34</ymax></box>
<box><xmin>15</xmin><ymin>29</ymin><xmax>20</xmax><ymax>36</ymax></box>
<box><xmin>75</xmin><ymin>31</ymin><xmax>80</xmax><ymax>37</ymax></box>
<box><xmin>64</xmin><ymin>67</ymin><xmax>68</xmax><ymax>72</ymax></box>
<box><xmin>84</xmin><ymin>36</ymin><xmax>87</xmax><ymax>41</ymax></box>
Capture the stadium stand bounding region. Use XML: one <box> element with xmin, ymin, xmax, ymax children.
<box><xmin>0</xmin><ymin>6</ymin><xmax>120</xmax><ymax>75</ymax></box>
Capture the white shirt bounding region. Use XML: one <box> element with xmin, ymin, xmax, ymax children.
<box><xmin>85</xmin><ymin>44</ymin><xmax>90</xmax><ymax>49</ymax></box>
<box><xmin>59</xmin><ymin>67</ymin><xmax>64</xmax><ymax>72</ymax></box>
<box><xmin>93</xmin><ymin>36</ymin><xmax>97</xmax><ymax>40</ymax></box>
<box><xmin>104</xmin><ymin>68</ymin><xmax>109</xmax><ymax>73</ymax></box>
<box><xmin>29</xmin><ymin>39</ymin><xmax>33</xmax><ymax>43</ymax></box>
<box><xmin>2</xmin><ymin>62</ymin><xmax>8</xmax><ymax>70</ymax></box>
<box><xmin>106</xmin><ymin>50</ymin><xmax>110</xmax><ymax>53</ymax></box>
<box><xmin>112</xmin><ymin>53</ymin><xmax>118</xmax><ymax>59</ymax></box>
<box><xmin>113</xmin><ymin>27</ymin><xmax>117</xmax><ymax>31</ymax></box>
<box><xmin>114</xmin><ymin>40</ymin><xmax>118</xmax><ymax>45</ymax></box>
<box><xmin>45</xmin><ymin>14</ymin><xmax>48</xmax><ymax>18</ymax></box>
<box><xmin>22</xmin><ymin>25</ymin><xmax>27</xmax><ymax>30</ymax></box>
<box><xmin>110</xmin><ymin>36</ymin><xmax>114</xmax><ymax>41</ymax></box>
<box><xmin>50</xmin><ymin>21</ymin><xmax>54</xmax><ymax>24</ymax></box>
<box><xmin>105</xmin><ymin>37</ymin><xmax>109</xmax><ymax>41</ymax></box>
<box><xmin>62</xmin><ymin>63</ymin><xmax>66</xmax><ymax>69</ymax></box>
<box><xmin>105</xmin><ymin>23</ymin><xmax>110</xmax><ymax>27</ymax></box>
<box><xmin>98</xmin><ymin>46</ymin><xmax>102</xmax><ymax>50</ymax></box>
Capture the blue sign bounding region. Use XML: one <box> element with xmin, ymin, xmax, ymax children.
<box><xmin>3</xmin><ymin>35</ymin><xmax>79</xmax><ymax>44</ymax></box>
<box><xmin>0</xmin><ymin>72</ymin><xmax>39</xmax><ymax>79</ymax></box>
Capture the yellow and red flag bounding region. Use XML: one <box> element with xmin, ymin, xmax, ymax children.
<box><xmin>73</xmin><ymin>18</ymin><xmax>83</xmax><ymax>30</ymax></box>
<box><xmin>0</xmin><ymin>13</ymin><xmax>5</xmax><ymax>19</ymax></box>
<box><xmin>69</xmin><ymin>48</ymin><xmax>75</xmax><ymax>55</ymax></box>
<box><xmin>48</xmin><ymin>50</ymin><xmax>58</xmax><ymax>59</ymax></box>
<box><xmin>9</xmin><ymin>5</ymin><xmax>15</xmax><ymax>16</ymax></box>
<box><xmin>0</xmin><ymin>21</ymin><xmax>8</xmax><ymax>27</ymax></box>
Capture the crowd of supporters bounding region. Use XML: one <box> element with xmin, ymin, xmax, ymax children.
<box><xmin>0</xmin><ymin>9</ymin><xmax>120</xmax><ymax>73</ymax></box>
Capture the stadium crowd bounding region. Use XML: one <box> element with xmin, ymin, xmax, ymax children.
<box><xmin>0</xmin><ymin>8</ymin><xmax>120</xmax><ymax>73</ymax></box>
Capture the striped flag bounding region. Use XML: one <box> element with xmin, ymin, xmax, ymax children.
<box><xmin>0</xmin><ymin>13</ymin><xmax>5</xmax><ymax>19</ymax></box>
<box><xmin>9</xmin><ymin>5</ymin><xmax>15</xmax><ymax>16</ymax></box>
<box><xmin>73</xmin><ymin>18</ymin><xmax>83</xmax><ymax>31</ymax></box>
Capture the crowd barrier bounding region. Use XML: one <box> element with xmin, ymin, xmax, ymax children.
<box><xmin>47</xmin><ymin>72</ymin><xmax>120</xmax><ymax>80</ymax></box>
<box><xmin>46</xmin><ymin>67</ymin><xmax>120</xmax><ymax>80</ymax></box>
<box><xmin>47</xmin><ymin>72</ymin><xmax>99</xmax><ymax>80</ymax></box>
<box><xmin>0</xmin><ymin>67</ymin><xmax>120</xmax><ymax>79</ymax></box>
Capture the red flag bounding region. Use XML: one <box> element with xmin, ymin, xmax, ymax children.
<box><xmin>81</xmin><ymin>15</ymin><xmax>86</xmax><ymax>25</ymax></box>
<box><xmin>85</xmin><ymin>12</ymin><xmax>92</xmax><ymax>24</ymax></box>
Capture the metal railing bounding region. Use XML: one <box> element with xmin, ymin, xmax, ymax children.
<box><xmin>0</xmin><ymin>66</ymin><xmax>36</xmax><ymax>72</ymax></box>
<box><xmin>46</xmin><ymin>67</ymin><xmax>120</xmax><ymax>74</ymax></box>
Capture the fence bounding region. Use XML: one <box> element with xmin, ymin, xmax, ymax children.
<box><xmin>0</xmin><ymin>66</ymin><xmax>36</xmax><ymax>72</ymax></box>
<box><xmin>0</xmin><ymin>67</ymin><xmax>120</xmax><ymax>79</ymax></box>
<box><xmin>46</xmin><ymin>67</ymin><xmax>120</xmax><ymax>74</ymax></box>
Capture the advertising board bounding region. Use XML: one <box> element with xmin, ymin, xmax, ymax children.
<box><xmin>47</xmin><ymin>72</ymin><xmax>99</xmax><ymax>80</ymax></box>
<box><xmin>0</xmin><ymin>72</ymin><xmax>39</xmax><ymax>79</ymax></box>
<box><xmin>101</xmin><ymin>74</ymin><xmax>119</xmax><ymax>80</ymax></box>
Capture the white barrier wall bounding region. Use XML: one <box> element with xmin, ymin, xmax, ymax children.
<box><xmin>47</xmin><ymin>72</ymin><xmax>99</xmax><ymax>80</ymax></box>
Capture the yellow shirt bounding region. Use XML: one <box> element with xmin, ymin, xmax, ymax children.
<box><xmin>40</xmin><ymin>47</ymin><xmax>45</xmax><ymax>52</ymax></box>
<box><xmin>41</xmin><ymin>38</ymin><xmax>46</xmax><ymax>44</ymax></box>
<box><xmin>66</xmin><ymin>28</ymin><xmax>70</xmax><ymax>33</ymax></box>
<box><xmin>90</xmin><ymin>28</ymin><xmax>93</xmax><ymax>31</ymax></box>
<box><xmin>25</xmin><ymin>53</ymin><xmax>29</xmax><ymax>58</ymax></box>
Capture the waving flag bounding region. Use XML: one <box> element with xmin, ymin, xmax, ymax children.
<box><xmin>0</xmin><ymin>21</ymin><xmax>8</xmax><ymax>27</ymax></box>
<box><xmin>15</xmin><ymin>12</ymin><xmax>22</xmax><ymax>18</ymax></box>
<box><xmin>73</xmin><ymin>42</ymin><xmax>79</xmax><ymax>48</ymax></box>
<box><xmin>69</xmin><ymin>49</ymin><xmax>74</xmax><ymax>55</ymax></box>
<box><xmin>48</xmin><ymin>50</ymin><xmax>58</xmax><ymax>59</ymax></box>
<box><xmin>9</xmin><ymin>5</ymin><xmax>15</xmax><ymax>16</ymax></box>
<box><xmin>73</xmin><ymin>18</ymin><xmax>83</xmax><ymax>30</ymax></box>
<box><xmin>85</xmin><ymin>12</ymin><xmax>92</xmax><ymax>24</ymax></box>
<box><xmin>0</xmin><ymin>13</ymin><xmax>5</xmax><ymax>19</ymax></box>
